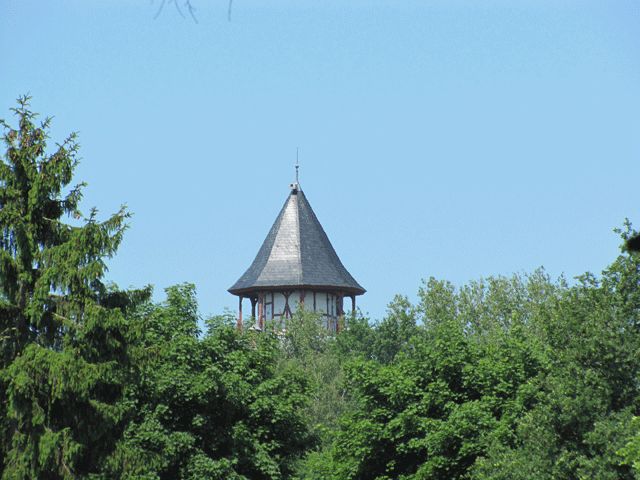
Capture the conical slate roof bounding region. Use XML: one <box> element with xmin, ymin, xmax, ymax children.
<box><xmin>228</xmin><ymin>187</ymin><xmax>365</xmax><ymax>296</ymax></box>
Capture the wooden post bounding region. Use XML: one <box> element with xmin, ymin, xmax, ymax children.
<box><xmin>237</xmin><ymin>296</ymin><xmax>243</xmax><ymax>330</ymax></box>
<box><xmin>299</xmin><ymin>290</ymin><xmax>306</xmax><ymax>311</ymax></box>
<box><xmin>258</xmin><ymin>293</ymin><xmax>264</xmax><ymax>330</ymax></box>
<box><xmin>283</xmin><ymin>291</ymin><xmax>292</xmax><ymax>318</ymax></box>
<box><xmin>351</xmin><ymin>295</ymin><xmax>356</xmax><ymax>316</ymax></box>
<box><xmin>250</xmin><ymin>297</ymin><xmax>257</xmax><ymax>319</ymax></box>
<box><xmin>336</xmin><ymin>293</ymin><xmax>344</xmax><ymax>333</ymax></box>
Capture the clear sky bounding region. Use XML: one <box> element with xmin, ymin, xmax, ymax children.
<box><xmin>2</xmin><ymin>0</ymin><xmax>639</xmax><ymax>321</ymax></box>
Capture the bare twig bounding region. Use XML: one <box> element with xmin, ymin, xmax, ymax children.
<box><xmin>152</xmin><ymin>0</ymin><xmax>203</xmax><ymax>23</ymax></box>
<box><xmin>153</xmin><ymin>0</ymin><xmax>166</xmax><ymax>19</ymax></box>
<box><xmin>172</xmin><ymin>0</ymin><xmax>186</xmax><ymax>19</ymax></box>
<box><xmin>153</xmin><ymin>0</ymin><xmax>166</xmax><ymax>20</ymax></box>
<box><xmin>186</xmin><ymin>1</ymin><xmax>198</xmax><ymax>23</ymax></box>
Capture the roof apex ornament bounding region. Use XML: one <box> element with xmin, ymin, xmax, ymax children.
<box><xmin>290</xmin><ymin>147</ymin><xmax>300</xmax><ymax>192</ymax></box>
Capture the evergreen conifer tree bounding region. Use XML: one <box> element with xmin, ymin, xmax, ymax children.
<box><xmin>0</xmin><ymin>96</ymin><xmax>144</xmax><ymax>479</ymax></box>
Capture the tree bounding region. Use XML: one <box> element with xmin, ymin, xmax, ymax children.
<box><xmin>368</xmin><ymin>295</ymin><xmax>418</xmax><ymax>365</ymax></box>
<box><xmin>0</xmin><ymin>95</ymin><xmax>130</xmax><ymax>355</ymax></box>
<box><xmin>0</xmin><ymin>96</ymin><xmax>146</xmax><ymax>478</ymax></box>
<box><xmin>278</xmin><ymin>311</ymin><xmax>352</xmax><ymax>449</ymax></box>
<box><xmin>312</xmin><ymin>249</ymin><xmax>640</xmax><ymax>480</ymax></box>
<box><xmin>103</xmin><ymin>284</ymin><xmax>314</xmax><ymax>479</ymax></box>
<box><xmin>0</xmin><ymin>97</ymin><xmax>314</xmax><ymax>479</ymax></box>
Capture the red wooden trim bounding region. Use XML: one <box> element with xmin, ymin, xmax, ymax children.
<box><xmin>264</xmin><ymin>292</ymin><xmax>274</xmax><ymax>320</ymax></box>
<box><xmin>283</xmin><ymin>291</ymin><xmax>292</xmax><ymax>318</ymax></box>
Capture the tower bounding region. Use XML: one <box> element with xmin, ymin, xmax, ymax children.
<box><xmin>228</xmin><ymin>180</ymin><xmax>365</xmax><ymax>332</ymax></box>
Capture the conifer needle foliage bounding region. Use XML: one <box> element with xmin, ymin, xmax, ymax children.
<box><xmin>0</xmin><ymin>96</ymin><xmax>137</xmax><ymax>479</ymax></box>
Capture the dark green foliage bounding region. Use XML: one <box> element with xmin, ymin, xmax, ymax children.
<box><xmin>629</xmin><ymin>236</ymin><xmax>640</xmax><ymax>252</ymax></box>
<box><xmin>368</xmin><ymin>295</ymin><xmax>418</xmax><ymax>364</ymax></box>
<box><xmin>278</xmin><ymin>311</ymin><xmax>353</xmax><ymax>451</ymax></box>
<box><xmin>3</xmin><ymin>97</ymin><xmax>640</xmax><ymax>479</ymax></box>
<box><xmin>307</xmin><ymin>248</ymin><xmax>640</xmax><ymax>480</ymax></box>
<box><xmin>0</xmin><ymin>97</ymin><xmax>128</xmax><ymax>355</ymax></box>
<box><xmin>103</xmin><ymin>284</ymin><xmax>313</xmax><ymax>480</ymax></box>
<box><xmin>0</xmin><ymin>96</ymin><xmax>138</xmax><ymax>479</ymax></box>
<box><xmin>620</xmin><ymin>418</ymin><xmax>640</xmax><ymax>476</ymax></box>
<box><xmin>0</xmin><ymin>98</ymin><xmax>313</xmax><ymax>479</ymax></box>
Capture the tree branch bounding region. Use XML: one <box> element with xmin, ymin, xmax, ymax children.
<box><xmin>153</xmin><ymin>0</ymin><xmax>166</xmax><ymax>20</ymax></box>
<box><xmin>153</xmin><ymin>0</ymin><xmax>202</xmax><ymax>23</ymax></box>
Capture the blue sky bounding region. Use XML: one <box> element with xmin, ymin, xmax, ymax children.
<box><xmin>2</xmin><ymin>0</ymin><xmax>639</xmax><ymax>321</ymax></box>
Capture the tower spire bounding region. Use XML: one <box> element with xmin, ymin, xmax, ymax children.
<box><xmin>295</xmin><ymin>147</ymin><xmax>300</xmax><ymax>185</ymax></box>
<box><xmin>291</xmin><ymin>148</ymin><xmax>300</xmax><ymax>192</ymax></box>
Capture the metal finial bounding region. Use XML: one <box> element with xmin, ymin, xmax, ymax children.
<box><xmin>295</xmin><ymin>147</ymin><xmax>299</xmax><ymax>184</ymax></box>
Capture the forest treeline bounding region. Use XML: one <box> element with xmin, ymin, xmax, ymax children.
<box><xmin>1</xmin><ymin>97</ymin><xmax>640</xmax><ymax>479</ymax></box>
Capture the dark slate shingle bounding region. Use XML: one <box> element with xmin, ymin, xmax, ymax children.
<box><xmin>228</xmin><ymin>188</ymin><xmax>365</xmax><ymax>296</ymax></box>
